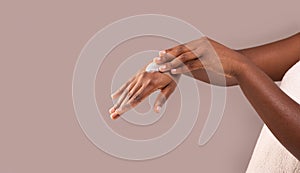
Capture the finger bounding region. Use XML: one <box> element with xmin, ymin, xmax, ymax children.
<box><xmin>155</xmin><ymin>44</ymin><xmax>192</xmax><ymax>64</ymax></box>
<box><xmin>116</xmin><ymin>83</ymin><xmax>155</xmax><ymax>115</ymax></box>
<box><xmin>114</xmin><ymin>81</ymin><xmax>143</xmax><ymax>114</ymax></box>
<box><xmin>109</xmin><ymin>90</ymin><xmax>128</xmax><ymax>115</ymax></box>
<box><xmin>170</xmin><ymin>59</ymin><xmax>203</xmax><ymax>74</ymax></box>
<box><xmin>152</xmin><ymin>51</ymin><xmax>167</xmax><ymax>63</ymax></box>
<box><xmin>110</xmin><ymin>86</ymin><xmax>133</xmax><ymax>119</ymax></box>
<box><xmin>110</xmin><ymin>112</ymin><xmax>120</xmax><ymax>120</ymax></box>
<box><xmin>127</xmin><ymin>82</ymin><xmax>143</xmax><ymax>100</ymax></box>
<box><xmin>111</xmin><ymin>80</ymin><xmax>148</xmax><ymax>119</ymax></box>
<box><xmin>153</xmin><ymin>81</ymin><xmax>176</xmax><ymax>113</ymax></box>
<box><xmin>154</xmin><ymin>37</ymin><xmax>209</xmax><ymax>64</ymax></box>
<box><xmin>111</xmin><ymin>76</ymin><xmax>135</xmax><ymax>99</ymax></box>
<box><xmin>109</xmin><ymin>80</ymin><xmax>136</xmax><ymax>115</ymax></box>
<box><xmin>158</xmin><ymin>51</ymin><xmax>200</xmax><ymax>72</ymax></box>
<box><xmin>128</xmin><ymin>81</ymin><xmax>150</xmax><ymax>105</ymax></box>
<box><xmin>109</xmin><ymin>107</ymin><xmax>116</xmax><ymax>114</ymax></box>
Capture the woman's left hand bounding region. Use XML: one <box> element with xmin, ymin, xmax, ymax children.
<box><xmin>109</xmin><ymin>69</ymin><xmax>178</xmax><ymax>120</ymax></box>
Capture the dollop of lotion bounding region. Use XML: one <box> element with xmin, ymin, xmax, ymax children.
<box><xmin>145</xmin><ymin>62</ymin><xmax>162</xmax><ymax>72</ymax></box>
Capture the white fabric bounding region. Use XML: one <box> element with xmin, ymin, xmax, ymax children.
<box><xmin>246</xmin><ymin>61</ymin><xmax>300</xmax><ymax>173</ymax></box>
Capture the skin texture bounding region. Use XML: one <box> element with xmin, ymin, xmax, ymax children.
<box><xmin>155</xmin><ymin>37</ymin><xmax>244</xmax><ymax>86</ymax></box>
<box><xmin>110</xmin><ymin>33</ymin><xmax>300</xmax><ymax>160</ymax></box>
<box><xmin>109</xmin><ymin>67</ymin><xmax>178</xmax><ymax>120</ymax></box>
<box><xmin>157</xmin><ymin>34</ymin><xmax>300</xmax><ymax>86</ymax></box>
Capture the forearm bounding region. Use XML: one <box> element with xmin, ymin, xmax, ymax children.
<box><xmin>183</xmin><ymin>69</ymin><xmax>238</xmax><ymax>86</ymax></box>
<box><xmin>237</xmin><ymin>32</ymin><xmax>300</xmax><ymax>81</ymax></box>
<box><xmin>156</xmin><ymin>35</ymin><xmax>300</xmax><ymax>158</ymax></box>
<box><xmin>236</xmin><ymin>59</ymin><xmax>300</xmax><ymax>160</ymax></box>
<box><xmin>183</xmin><ymin>33</ymin><xmax>300</xmax><ymax>84</ymax></box>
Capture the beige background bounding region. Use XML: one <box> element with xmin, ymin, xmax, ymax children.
<box><xmin>1</xmin><ymin>0</ymin><xmax>299</xmax><ymax>172</ymax></box>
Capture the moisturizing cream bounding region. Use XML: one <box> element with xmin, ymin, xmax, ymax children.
<box><xmin>145</xmin><ymin>62</ymin><xmax>162</xmax><ymax>72</ymax></box>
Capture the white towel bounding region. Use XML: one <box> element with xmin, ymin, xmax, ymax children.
<box><xmin>246</xmin><ymin>61</ymin><xmax>300</xmax><ymax>173</ymax></box>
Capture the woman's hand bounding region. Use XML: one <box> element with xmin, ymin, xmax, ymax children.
<box><xmin>109</xmin><ymin>68</ymin><xmax>178</xmax><ymax>120</ymax></box>
<box><xmin>154</xmin><ymin>37</ymin><xmax>246</xmax><ymax>83</ymax></box>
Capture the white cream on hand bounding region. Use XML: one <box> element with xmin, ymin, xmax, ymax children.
<box><xmin>145</xmin><ymin>62</ymin><xmax>180</xmax><ymax>82</ymax></box>
<box><xmin>145</xmin><ymin>62</ymin><xmax>162</xmax><ymax>72</ymax></box>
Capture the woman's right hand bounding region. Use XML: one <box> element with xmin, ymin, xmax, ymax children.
<box><xmin>153</xmin><ymin>37</ymin><xmax>247</xmax><ymax>85</ymax></box>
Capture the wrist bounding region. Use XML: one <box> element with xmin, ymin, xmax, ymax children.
<box><xmin>232</xmin><ymin>54</ymin><xmax>253</xmax><ymax>79</ymax></box>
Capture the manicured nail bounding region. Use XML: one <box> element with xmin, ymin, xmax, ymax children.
<box><xmin>109</xmin><ymin>107</ymin><xmax>115</xmax><ymax>114</ymax></box>
<box><xmin>159</xmin><ymin>65</ymin><xmax>166</xmax><ymax>71</ymax></box>
<box><xmin>110</xmin><ymin>94</ymin><xmax>114</xmax><ymax>98</ymax></box>
<box><xmin>154</xmin><ymin>57</ymin><xmax>161</xmax><ymax>62</ymax></box>
<box><xmin>159</xmin><ymin>50</ymin><xmax>166</xmax><ymax>57</ymax></box>
<box><xmin>155</xmin><ymin>106</ymin><xmax>161</xmax><ymax>113</ymax></box>
<box><xmin>110</xmin><ymin>113</ymin><xmax>119</xmax><ymax>120</ymax></box>
<box><xmin>171</xmin><ymin>69</ymin><xmax>177</xmax><ymax>74</ymax></box>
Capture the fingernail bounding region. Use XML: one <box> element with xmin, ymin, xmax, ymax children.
<box><xmin>115</xmin><ymin>108</ymin><xmax>122</xmax><ymax>114</ymax></box>
<box><xmin>159</xmin><ymin>65</ymin><xmax>166</xmax><ymax>71</ymax></box>
<box><xmin>171</xmin><ymin>69</ymin><xmax>177</xmax><ymax>74</ymax></box>
<box><xmin>109</xmin><ymin>107</ymin><xmax>115</xmax><ymax>114</ymax></box>
<box><xmin>111</xmin><ymin>113</ymin><xmax>119</xmax><ymax>120</ymax></box>
<box><xmin>154</xmin><ymin>57</ymin><xmax>161</xmax><ymax>62</ymax></box>
<box><xmin>159</xmin><ymin>50</ymin><xmax>166</xmax><ymax>57</ymax></box>
<box><xmin>156</xmin><ymin>106</ymin><xmax>161</xmax><ymax>113</ymax></box>
<box><xmin>111</xmin><ymin>93</ymin><xmax>117</xmax><ymax>99</ymax></box>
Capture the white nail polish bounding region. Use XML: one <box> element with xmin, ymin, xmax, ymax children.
<box><xmin>159</xmin><ymin>50</ymin><xmax>166</xmax><ymax>57</ymax></box>
<box><xmin>160</xmin><ymin>65</ymin><xmax>166</xmax><ymax>70</ymax></box>
<box><xmin>171</xmin><ymin>69</ymin><xmax>176</xmax><ymax>74</ymax></box>
<box><xmin>156</xmin><ymin>106</ymin><xmax>161</xmax><ymax>113</ymax></box>
<box><xmin>109</xmin><ymin>107</ymin><xmax>114</xmax><ymax>113</ymax></box>
<box><xmin>110</xmin><ymin>114</ymin><xmax>114</xmax><ymax>119</ymax></box>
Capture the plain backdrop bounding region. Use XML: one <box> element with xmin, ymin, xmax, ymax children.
<box><xmin>0</xmin><ymin>0</ymin><xmax>299</xmax><ymax>172</ymax></box>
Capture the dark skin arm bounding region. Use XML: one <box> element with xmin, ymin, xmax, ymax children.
<box><xmin>176</xmin><ymin>33</ymin><xmax>300</xmax><ymax>85</ymax></box>
<box><xmin>238</xmin><ymin>32</ymin><xmax>300</xmax><ymax>81</ymax></box>
<box><xmin>237</xmin><ymin>57</ymin><xmax>300</xmax><ymax>161</ymax></box>
<box><xmin>111</xmin><ymin>34</ymin><xmax>300</xmax><ymax>159</ymax></box>
<box><xmin>155</xmin><ymin>33</ymin><xmax>300</xmax><ymax>160</ymax></box>
<box><xmin>236</xmin><ymin>33</ymin><xmax>300</xmax><ymax>160</ymax></box>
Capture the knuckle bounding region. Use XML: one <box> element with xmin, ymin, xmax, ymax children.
<box><xmin>179</xmin><ymin>53</ymin><xmax>188</xmax><ymax>61</ymax></box>
<box><xmin>124</xmin><ymin>103</ymin><xmax>131</xmax><ymax>110</ymax></box>
<box><xmin>127</xmin><ymin>83</ymin><xmax>134</xmax><ymax>90</ymax></box>
<box><xmin>145</xmin><ymin>79</ymin><xmax>152</xmax><ymax>85</ymax></box>
<box><xmin>159</xmin><ymin>96</ymin><xmax>167</xmax><ymax>103</ymax></box>
<box><xmin>133</xmin><ymin>94</ymin><xmax>142</xmax><ymax>103</ymax></box>
<box><xmin>148</xmin><ymin>79</ymin><xmax>155</xmax><ymax>87</ymax></box>
<box><xmin>124</xmin><ymin>88</ymin><xmax>130</xmax><ymax>94</ymax></box>
<box><xmin>189</xmin><ymin>61</ymin><xmax>197</xmax><ymax>69</ymax></box>
<box><xmin>175</xmin><ymin>45</ymin><xmax>185</xmax><ymax>54</ymax></box>
<box><xmin>166</xmin><ymin>62</ymin><xmax>173</xmax><ymax>69</ymax></box>
<box><xmin>127</xmin><ymin>91</ymin><xmax>134</xmax><ymax>98</ymax></box>
<box><xmin>160</xmin><ymin>56</ymin><xmax>169</xmax><ymax>62</ymax></box>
